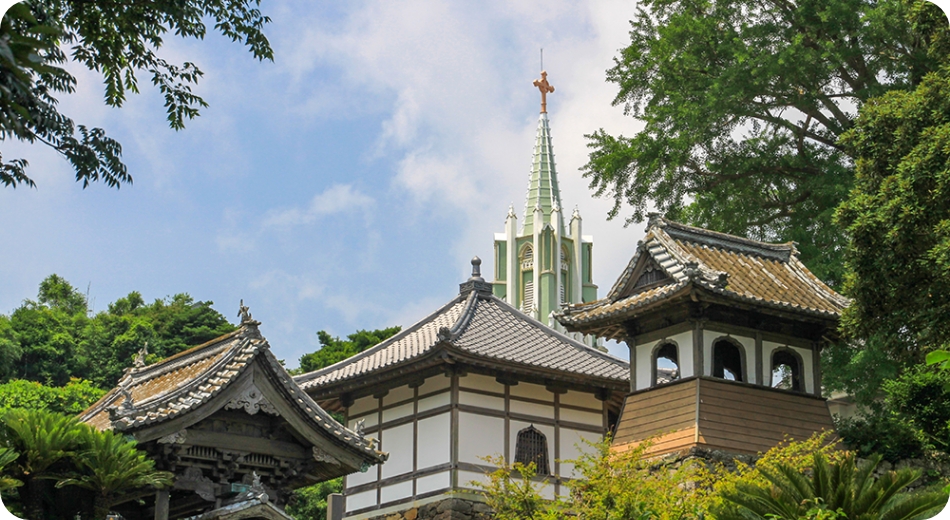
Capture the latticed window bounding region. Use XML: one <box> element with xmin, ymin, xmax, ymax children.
<box><xmin>514</xmin><ymin>426</ymin><xmax>550</xmax><ymax>475</ymax></box>
<box><xmin>633</xmin><ymin>264</ymin><xmax>669</xmax><ymax>290</ymax></box>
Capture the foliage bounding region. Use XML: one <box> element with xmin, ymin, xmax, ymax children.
<box><xmin>566</xmin><ymin>440</ymin><xmax>709</xmax><ymax>520</ymax></box>
<box><xmin>285</xmin><ymin>477</ymin><xmax>342</xmax><ymax>520</ymax></box>
<box><xmin>0</xmin><ymin>0</ymin><xmax>272</xmax><ymax>189</ymax></box>
<box><xmin>472</xmin><ymin>457</ymin><xmax>560</xmax><ymax>520</ymax></box>
<box><xmin>707</xmin><ymin>430</ymin><xmax>845</xmax><ymax>514</ymax></box>
<box><xmin>57</xmin><ymin>427</ymin><xmax>172</xmax><ymax>519</ymax></box>
<box><xmin>835</xmin><ymin>409</ymin><xmax>926</xmax><ymax>463</ymax></box>
<box><xmin>0</xmin><ymin>409</ymin><xmax>169</xmax><ymax>520</ymax></box>
<box><xmin>711</xmin><ymin>451</ymin><xmax>949</xmax><ymax>520</ymax></box>
<box><xmin>583</xmin><ymin>0</ymin><xmax>940</xmax><ymax>287</ymax></box>
<box><xmin>0</xmin><ymin>379</ymin><xmax>105</xmax><ymax>415</ymax></box>
<box><xmin>475</xmin><ymin>433</ymin><xmax>858</xmax><ymax>520</ymax></box>
<box><xmin>296</xmin><ymin>326</ymin><xmax>401</xmax><ymax>374</ymax></box>
<box><xmin>1</xmin><ymin>274</ymin><xmax>236</xmax><ymax>388</ymax></box>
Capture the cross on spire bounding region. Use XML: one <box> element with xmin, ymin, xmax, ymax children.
<box><xmin>533</xmin><ymin>71</ymin><xmax>554</xmax><ymax>113</ymax></box>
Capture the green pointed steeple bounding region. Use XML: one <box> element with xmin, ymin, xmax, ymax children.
<box><xmin>522</xmin><ymin>112</ymin><xmax>564</xmax><ymax>236</ymax></box>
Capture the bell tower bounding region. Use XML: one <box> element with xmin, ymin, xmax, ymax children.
<box><xmin>492</xmin><ymin>71</ymin><xmax>598</xmax><ymax>343</ymax></box>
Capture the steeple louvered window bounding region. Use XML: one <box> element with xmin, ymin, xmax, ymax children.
<box><xmin>514</xmin><ymin>426</ymin><xmax>550</xmax><ymax>475</ymax></box>
<box><xmin>523</xmin><ymin>281</ymin><xmax>534</xmax><ymax>312</ymax></box>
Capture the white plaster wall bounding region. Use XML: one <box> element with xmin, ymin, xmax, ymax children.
<box><xmin>458</xmin><ymin>470</ymin><xmax>491</xmax><ymax>490</ymax></box>
<box><xmin>416</xmin><ymin>471</ymin><xmax>450</xmax><ymax>494</ymax></box>
<box><xmin>383</xmin><ymin>384</ymin><xmax>414</xmax><ymax>406</ymax></box>
<box><xmin>459</xmin><ymin>412</ymin><xmax>504</xmax><ymax>464</ymax></box>
<box><xmin>418</xmin><ymin>392</ymin><xmax>450</xmax><ymax>413</ymax></box>
<box><xmin>459</xmin><ymin>373</ymin><xmax>505</xmax><ymax>393</ymax></box>
<box><xmin>346</xmin><ymin>459</ymin><xmax>377</xmax><ymax>488</ymax></box>
<box><xmin>417</xmin><ymin>413</ymin><xmax>451</xmax><ymax>469</ymax></box>
<box><xmin>704</xmin><ymin>331</ymin><xmax>756</xmax><ymax>383</ymax></box>
<box><xmin>636</xmin><ymin>332</ymin><xmax>694</xmax><ymax>388</ymax></box>
<box><xmin>418</xmin><ymin>375</ymin><xmax>450</xmax><ymax>395</ymax></box>
<box><xmin>381</xmin><ymin>481</ymin><xmax>413</xmax><ymax>504</ymax></box>
<box><xmin>670</xmin><ymin>331</ymin><xmax>694</xmax><ymax>378</ymax></box>
<box><xmin>510</xmin><ymin>399</ymin><xmax>554</xmax><ymax>418</ymax></box>
<box><xmin>350</xmin><ymin>395</ymin><xmax>377</xmax><ymax>416</ymax></box>
<box><xmin>459</xmin><ymin>391</ymin><xmax>504</xmax><ymax>410</ymax></box>
<box><xmin>538</xmin><ymin>481</ymin><xmax>555</xmax><ymax>500</ymax></box>
<box><xmin>509</xmin><ymin>382</ymin><xmax>553</xmax><ymax>401</ymax></box>
<box><xmin>763</xmin><ymin>341</ymin><xmax>815</xmax><ymax>393</ymax></box>
<box><xmin>635</xmin><ymin>344</ymin><xmax>651</xmax><ymax>390</ymax></box>
<box><xmin>558</xmin><ymin>428</ymin><xmax>600</xmax><ymax>478</ymax></box>
<box><xmin>560</xmin><ymin>390</ymin><xmax>600</xmax><ymax>409</ymax></box>
<box><xmin>559</xmin><ymin>407</ymin><xmax>602</xmax><ymax>426</ymax></box>
<box><xmin>345</xmin><ymin>489</ymin><xmax>376</xmax><ymax>512</ymax></box>
<box><xmin>382</xmin><ymin>402</ymin><xmax>414</xmax><ymax>423</ymax></box>
<box><xmin>381</xmin><ymin>423</ymin><xmax>414</xmax><ymax>478</ymax></box>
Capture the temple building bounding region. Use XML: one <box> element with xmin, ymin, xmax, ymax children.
<box><xmin>556</xmin><ymin>215</ymin><xmax>847</xmax><ymax>456</ymax></box>
<box><xmin>294</xmin><ymin>258</ymin><xmax>629</xmax><ymax>519</ymax></box>
<box><xmin>492</xmin><ymin>71</ymin><xmax>598</xmax><ymax>345</ymax></box>
<box><xmin>80</xmin><ymin>309</ymin><xmax>386</xmax><ymax>520</ymax></box>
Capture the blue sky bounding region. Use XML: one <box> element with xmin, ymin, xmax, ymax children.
<box><xmin>1</xmin><ymin>0</ymin><xmax>672</xmax><ymax>366</ymax></box>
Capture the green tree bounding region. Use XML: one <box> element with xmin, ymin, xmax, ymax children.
<box><xmin>0</xmin><ymin>0</ymin><xmax>272</xmax><ymax>189</ymax></box>
<box><xmin>297</xmin><ymin>326</ymin><xmax>401</xmax><ymax>374</ymax></box>
<box><xmin>285</xmin><ymin>478</ymin><xmax>342</xmax><ymax>520</ymax></box>
<box><xmin>56</xmin><ymin>427</ymin><xmax>172</xmax><ymax>519</ymax></box>
<box><xmin>583</xmin><ymin>0</ymin><xmax>940</xmax><ymax>286</ymax></box>
<box><xmin>0</xmin><ymin>408</ymin><xmax>83</xmax><ymax>519</ymax></box>
<box><xmin>712</xmin><ymin>452</ymin><xmax>948</xmax><ymax>520</ymax></box>
<box><xmin>8</xmin><ymin>276</ymin><xmax>89</xmax><ymax>385</ymax></box>
<box><xmin>1</xmin><ymin>275</ymin><xmax>236</xmax><ymax>389</ymax></box>
<box><xmin>77</xmin><ymin>291</ymin><xmax>236</xmax><ymax>388</ymax></box>
<box><xmin>0</xmin><ymin>379</ymin><xmax>105</xmax><ymax>415</ymax></box>
<box><xmin>826</xmin><ymin>1</ymin><xmax>950</xmax><ymax>402</ymax></box>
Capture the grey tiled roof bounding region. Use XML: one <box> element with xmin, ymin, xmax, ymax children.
<box><xmin>80</xmin><ymin>321</ymin><xmax>386</xmax><ymax>464</ymax></box>
<box><xmin>295</xmin><ymin>289</ymin><xmax>629</xmax><ymax>391</ymax></box>
<box><xmin>557</xmin><ymin>216</ymin><xmax>848</xmax><ymax>339</ymax></box>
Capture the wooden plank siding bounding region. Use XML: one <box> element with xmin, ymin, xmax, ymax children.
<box><xmin>614</xmin><ymin>378</ymin><xmax>698</xmax><ymax>455</ymax></box>
<box><xmin>697</xmin><ymin>378</ymin><xmax>834</xmax><ymax>454</ymax></box>
<box><xmin>611</xmin><ymin>377</ymin><xmax>834</xmax><ymax>457</ymax></box>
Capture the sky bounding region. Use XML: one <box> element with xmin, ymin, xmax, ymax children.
<box><xmin>4</xmin><ymin>0</ymin><xmax>946</xmax><ymax>370</ymax></box>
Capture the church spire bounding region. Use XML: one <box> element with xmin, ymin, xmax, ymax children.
<box><xmin>493</xmin><ymin>70</ymin><xmax>598</xmax><ymax>343</ymax></box>
<box><xmin>522</xmin><ymin>71</ymin><xmax>564</xmax><ymax>236</ymax></box>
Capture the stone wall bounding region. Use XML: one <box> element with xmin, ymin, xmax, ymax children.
<box><xmin>363</xmin><ymin>498</ymin><xmax>492</xmax><ymax>520</ymax></box>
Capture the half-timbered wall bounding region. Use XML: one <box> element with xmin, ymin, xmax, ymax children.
<box><xmin>342</xmin><ymin>372</ymin><xmax>608</xmax><ymax>517</ymax></box>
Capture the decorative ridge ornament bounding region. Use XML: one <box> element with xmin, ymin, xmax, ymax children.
<box><xmin>533</xmin><ymin>70</ymin><xmax>555</xmax><ymax>113</ymax></box>
<box><xmin>238</xmin><ymin>299</ymin><xmax>252</xmax><ymax>324</ymax></box>
<box><xmin>133</xmin><ymin>342</ymin><xmax>148</xmax><ymax>369</ymax></box>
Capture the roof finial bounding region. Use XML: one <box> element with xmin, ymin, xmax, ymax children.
<box><xmin>238</xmin><ymin>299</ymin><xmax>252</xmax><ymax>324</ymax></box>
<box><xmin>533</xmin><ymin>70</ymin><xmax>554</xmax><ymax>114</ymax></box>
<box><xmin>507</xmin><ymin>203</ymin><xmax>517</xmax><ymax>219</ymax></box>
<box><xmin>470</xmin><ymin>257</ymin><xmax>484</xmax><ymax>282</ymax></box>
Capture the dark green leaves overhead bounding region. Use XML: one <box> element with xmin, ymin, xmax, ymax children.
<box><xmin>0</xmin><ymin>0</ymin><xmax>272</xmax><ymax>189</ymax></box>
<box><xmin>583</xmin><ymin>0</ymin><xmax>934</xmax><ymax>286</ymax></box>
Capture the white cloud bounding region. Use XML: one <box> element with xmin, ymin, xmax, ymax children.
<box><xmin>263</xmin><ymin>184</ymin><xmax>375</xmax><ymax>228</ymax></box>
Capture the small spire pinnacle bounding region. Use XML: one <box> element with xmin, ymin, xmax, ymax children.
<box><xmin>533</xmin><ymin>71</ymin><xmax>555</xmax><ymax>114</ymax></box>
<box><xmin>572</xmin><ymin>205</ymin><xmax>581</xmax><ymax>220</ymax></box>
<box><xmin>507</xmin><ymin>203</ymin><xmax>517</xmax><ymax>219</ymax></box>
